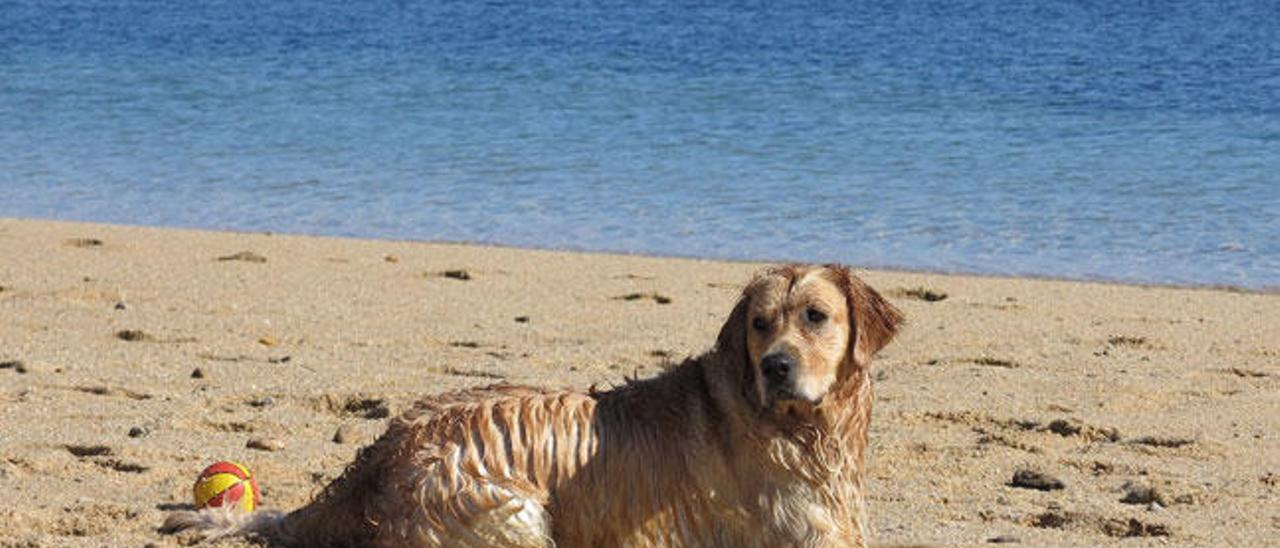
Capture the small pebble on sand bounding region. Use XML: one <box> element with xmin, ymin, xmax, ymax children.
<box><xmin>1120</xmin><ymin>482</ymin><xmax>1168</xmax><ymax>505</ymax></box>
<box><xmin>443</xmin><ymin>269</ymin><xmax>472</xmax><ymax>281</ymax></box>
<box><xmin>246</xmin><ymin>438</ymin><xmax>285</xmax><ymax>452</ymax></box>
<box><xmin>248</xmin><ymin>396</ymin><xmax>276</xmax><ymax>408</ymax></box>
<box><xmin>116</xmin><ymin>329</ymin><xmax>153</xmax><ymax>342</ymax></box>
<box><xmin>1010</xmin><ymin>469</ymin><xmax>1064</xmax><ymax>491</ymax></box>
<box><xmin>333</xmin><ymin>424</ymin><xmax>360</xmax><ymax>444</ymax></box>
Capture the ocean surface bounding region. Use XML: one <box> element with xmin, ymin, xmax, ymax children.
<box><xmin>2</xmin><ymin>0</ymin><xmax>1277</xmax><ymax>289</ymax></box>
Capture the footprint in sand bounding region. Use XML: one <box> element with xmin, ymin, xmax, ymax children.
<box><xmin>63</xmin><ymin>238</ymin><xmax>103</xmax><ymax>248</ymax></box>
<box><xmin>64</xmin><ymin>446</ymin><xmax>152</xmax><ymax>474</ymax></box>
<box><xmin>65</xmin><ymin>444</ymin><xmax>112</xmax><ymax>457</ymax></box>
<box><xmin>613</xmin><ymin>292</ymin><xmax>673</xmax><ymax>305</ymax></box>
<box><xmin>442</xmin><ymin>365</ymin><xmax>506</xmax><ymax>379</ymax></box>
<box><xmin>319</xmin><ymin>394</ymin><xmax>391</xmax><ymax>419</ymax></box>
<box><xmin>1</xmin><ymin>360</ymin><xmax>29</xmax><ymax>374</ymax></box>
<box><xmin>891</xmin><ymin>286</ymin><xmax>948</xmax><ymax>302</ymax></box>
<box><xmin>114</xmin><ymin>329</ymin><xmax>196</xmax><ymax>344</ymax></box>
<box><xmin>91</xmin><ymin>458</ymin><xmax>149</xmax><ymax>473</ymax></box>
<box><xmin>1127</xmin><ymin>435</ymin><xmax>1195</xmax><ymax>448</ymax></box>
<box><xmin>969</xmin><ymin>356</ymin><xmax>1020</xmax><ymax>368</ymax></box>
<box><xmin>1102</xmin><ymin>517</ymin><xmax>1171</xmax><ymax>538</ymax></box>
<box><xmin>216</xmin><ymin>251</ymin><xmax>267</xmax><ymax>263</ymax></box>
<box><xmin>74</xmin><ymin>386</ymin><xmax>152</xmax><ymax>400</ymax></box>
<box><xmin>420</xmin><ymin>269</ymin><xmax>475</xmax><ymax>280</ymax></box>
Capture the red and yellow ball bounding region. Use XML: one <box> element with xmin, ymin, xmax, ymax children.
<box><xmin>193</xmin><ymin>461</ymin><xmax>260</xmax><ymax>511</ymax></box>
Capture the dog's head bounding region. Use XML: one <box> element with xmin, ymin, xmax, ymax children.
<box><xmin>717</xmin><ymin>264</ymin><xmax>903</xmax><ymax>412</ymax></box>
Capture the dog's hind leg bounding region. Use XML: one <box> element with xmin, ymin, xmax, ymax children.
<box><xmin>454</xmin><ymin>485</ymin><xmax>551</xmax><ymax>548</ymax></box>
<box><xmin>395</xmin><ymin>477</ymin><xmax>552</xmax><ymax>548</ymax></box>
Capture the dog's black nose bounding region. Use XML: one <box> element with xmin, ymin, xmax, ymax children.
<box><xmin>761</xmin><ymin>353</ymin><xmax>795</xmax><ymax>384</ymax></box>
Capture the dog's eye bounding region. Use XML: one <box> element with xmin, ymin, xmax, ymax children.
<box><xmin>805</xmin><ymin>307</ymin><xmax>828</xmax><ymax>324</ymax></box>
<box><xmin>751</xmin><ymin>317</ymin><xmax>770</xmax><ymax>332</ymax></box>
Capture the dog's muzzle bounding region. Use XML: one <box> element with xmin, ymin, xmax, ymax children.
<box><xmin>761</xmin><ymin>351</ymin><xmax>812</xmax><ymax>404</ymax></box>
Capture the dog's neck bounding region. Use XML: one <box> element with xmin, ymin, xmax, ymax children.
<box><xmin>703</xmin><ymin>350</ymin><xmax>874</xmax><ymax>543</ymax></box>
<box><xmin>820</xmin><ymin>369</ymin><xmax>875</xmax><ymax>467</ymax></box>
<box><xmin>591</xmin><ymin>353</ymin><xmax>874</xmax><ymax>476</ymax></box>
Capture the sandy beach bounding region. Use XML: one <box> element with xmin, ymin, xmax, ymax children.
<box><xmin>0</xmin><ymin>217</ymin><xmax>1275</xmax><ymax>547</ymax></box>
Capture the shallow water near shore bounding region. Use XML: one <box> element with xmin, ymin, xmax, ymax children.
<box><xmin>2</xmin><ymin>0</ymin><xmax>1277</xmax><ymax>288</ymax></box>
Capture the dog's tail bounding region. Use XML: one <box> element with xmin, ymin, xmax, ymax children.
<box><xmin>161</xmin><ymin>480</ymin><xmax>387</xmax><ymax>547</ymax></box>
<box><xmin>161</xmin><ymin>497</ymin><xmax>374</xmax><ymax>547</ymax></box>
<box><xmin>161</xmin><ymin>507</ymin><xmax>291</xmax><ymax>543</ymax></box>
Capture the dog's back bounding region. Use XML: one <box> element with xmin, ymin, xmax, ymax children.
<box><xmin>166</xmin><ymin>365</ymin><xmax>758</xmax><ymax>547</ymax></box>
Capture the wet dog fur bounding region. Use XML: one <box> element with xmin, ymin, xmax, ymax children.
<box><xmin>163</xmin><ymin>264</ymin><xmax>904</xmax><ymax>547</ymax></box>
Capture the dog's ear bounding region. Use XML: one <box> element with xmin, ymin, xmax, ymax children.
<box><xmin>828</xmin><ymin>265</ymin><xmax>904</xmax><ymax>369</ymax></box>
<box><xmin>714</xmin><ymin>272</ymin><xmax>768</xmax><ymax>408</ymax></box>
<box><xmin>714</xmin><ymin>289</ymin><xmax>751</xmax><ymax>362</ymax></box>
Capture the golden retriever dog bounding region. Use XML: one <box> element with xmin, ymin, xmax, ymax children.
<box><xmin>164</xmin><ymin>264</ymin><xmax>903</xmax><ymax>547</ymax></box>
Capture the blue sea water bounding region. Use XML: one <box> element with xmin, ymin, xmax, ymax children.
<box><xmin>2</xmin><ymin>0</ymin><xmax>1277</xmax><ymax>289</ymax></box>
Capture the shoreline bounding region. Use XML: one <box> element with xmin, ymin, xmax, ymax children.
<box><xmin>4</xmin><ymin>215</ymin><xmax>1274</xmax><ymax>295</ymax></box>
<box><xmin>1</xmin><ymin>217</ymin><xmax>1276</xmax><ymax>546</ymax></box>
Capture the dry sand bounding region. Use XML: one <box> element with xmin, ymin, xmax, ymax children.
<box><xmin>0</xmin><ymin>218</ymin><xmax>1276</xmax><ymax>547</ymax></box>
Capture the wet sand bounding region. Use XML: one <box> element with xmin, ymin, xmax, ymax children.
<box><xmin>0</xmin><ymin>218</ymin><xmax>1276</xmax><ymax>546</ymax></box>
